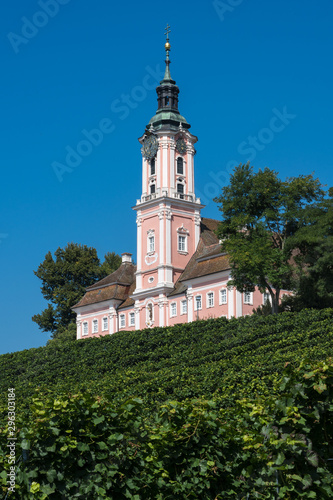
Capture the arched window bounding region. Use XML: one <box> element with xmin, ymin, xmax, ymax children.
<box><xmin>177</xmin><ymin>157</ymin><xmax>184</xmax><ymax>175</ymax></box>
<box><xmin>150</xmin><ymin>159</ymin><xmax>155</xmax><ymax>176</ymax></box>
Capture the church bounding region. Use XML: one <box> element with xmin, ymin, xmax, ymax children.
<box><xmin>73</xmin><ymin>31</ymin><xmax>282</xmax><ymax>340</ymax></box>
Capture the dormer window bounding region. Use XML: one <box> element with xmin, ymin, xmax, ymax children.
<box><xmin>150</xmin><ymin>159</ymin><xmax>155</xmax><ymax>176</ymax></box>
<box><xmin>177</xmin><ymin>157</ymin><xmax>184</xmax><ymax>175</ymax></box>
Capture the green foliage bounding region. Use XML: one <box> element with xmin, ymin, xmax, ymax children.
<box><xmin>1</xmin><ymin>358</ymin><xmax>332</xmax><ymax>499</ymax></box>
<box><xmin>284</xmin><ymin>193</ymin><xmax>333</xmax><ymax>310</ymax></box>
<box><xmin>99</xmin><ymin>252</ymin><xmax>122</xmax><ymax>278</ymax></box>
<box><xmin>214</xmin><ymin>164</ymin><xmax>327</xmax><ymax>313</ymax></box>
<box><xmin>32</xmin><ymin>243</ymin><xmax>121</xmax><ymax>336</ymax></box>
<box><xmin>2</xmin><ymin>309</ymin><xmax>333</xmax><ymax>415</ymax></box>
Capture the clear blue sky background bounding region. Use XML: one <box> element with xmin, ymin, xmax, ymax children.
<box><xmin>1</xmin><ymin>0</ymin><xmax>332</xmax><ymax>355</ymax></box>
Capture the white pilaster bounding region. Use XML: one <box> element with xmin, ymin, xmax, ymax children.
<box><xmin>142</xmin><ymin>157</ymin><xmax>147</xmax><ymax>195</ymax></box>
<box><xmin>228</xmin><ymin>288</ymin><xmax>234</xmax><ymax>319</ymax></box>
<box><xmin>165</xmin><ymin>208</ymin><xmax>172</xmax><ymax>265</ymax></box>
<box><xmin>136</xmin><ymin>214</ymin><xmax>142</xmax><ymax>272</ymax></box>
<box><xmin>156</xmin><ymin>147</ymin><xmax>161</xmax><ymax>190</ymax></box>
<box><xmin>236</xmin><ymin>290</ymin><xmax>243</xmax><ymax>318</ymax></box>
<box><xmin>194</xmin><ymin>213</ymin><xmax>201</xmax><ymax>249</ymax></box>
<box><xmin>76</xmin><ymin>320</ymin><xmax>81</xmax><ymax>340</ymax></box>
<box><xmin>187</xmin><ymin>291</ymin><xmax>193</xmax><ymax>322</ymax></box>
<box><xmin>162</xmin><ymin>140</ymin><xmax>168</xmax><ymax>189</ymax></box>
<box><xmin>170</xmin><ymin>141</ymin><xmax>175</xmax><ymax>189</ymax></box>
<box><xmin>135</xmin><ymin>303</ymin><xmax>140</xmax><ymax>330</ymax></box>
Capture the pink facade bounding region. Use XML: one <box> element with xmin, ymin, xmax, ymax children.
<box><xmin>73</xmin><ymin>38</ymin><xmax>289</xmax><ymax>341</ymax></box>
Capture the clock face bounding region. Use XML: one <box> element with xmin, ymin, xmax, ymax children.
<box><xmin>176</xmin><ymin>138</ymin><xmax>187</xmax><ymax>155</ymax></box>
<box><xmin>142</xmin><ymin>135</ymin><xmax>158</xmax><ymax>160</ymax></box>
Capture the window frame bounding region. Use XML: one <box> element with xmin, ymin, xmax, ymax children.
<box><xmin>181</xmin><ymin>299</ymin><xmax>187</xmax><ymax>315</ymax></box>
<box><xmin>244</xmin><ymin>291</ymin><xmax>253</xmax><ymax>305</ymax></box>
<box><xmin>176</xmin><ymin>157</ymin><xmax>184</xmax><ymax>175</ymax></box>
<box><xmin>170</xmin><ymin>302</ymin><xmax>177</xmax><ymax>317</ymax></box>
<box><xmin>178</xmin><ymin>234</ymin><xmax>187</xmax><ymax>253</ymax></box>
<box><xmin>150</xmin><ymin>159</ymin><xmax>155</xmax><ymax>176</ymax></box>
<box><xmin>195</xmin><ymin>295</ymin><xmax>202</xmax><ymax>311</ymax></box>
<box><xmin>102</xmin><ymin>317</ymin><xmax>108</xmax><ymax>332</ymax></box>
<box><xmin>220</xmin><ymin>288</ymin><xmax>227</xmax><ymax>305</ymax></box>
<box><xmin>92</xmin><ymin>319</ymin><xmax>98</xmax><ymax>334</ymax></box>
<box><xmin>83</xmin><ymin>322</ymin><xmax>88</xmax><ymax>336</ymax></box>
<box><xmin>119</xmin><ymin>314</ymin><xmax>126</xmax><ymax>328</ymax></box>
<box><xmin>129</xmin><ymin>312</ymin><xmax>135</xmax><ymax>326</ymax></box>
<box><xmin>207</xmin><ymin>292</ymin><xmax>214</xmax><ymax>308</ymax></box>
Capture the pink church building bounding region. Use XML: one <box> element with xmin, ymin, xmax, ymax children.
<box><xmin>73</xmin><ymin>35</ymin><xmax>284</xmax><ymax>340</ymax></box>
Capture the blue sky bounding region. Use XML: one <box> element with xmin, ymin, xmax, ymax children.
<box><xmin>1</xmin><ymin>0</ymin><xmax>332</xmax><ymax>354</ymax></box>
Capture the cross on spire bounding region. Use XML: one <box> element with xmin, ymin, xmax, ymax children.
<box><xmin>165</xmin><ymin>24</ymin><xmax>171</xmax><ymax>41</ymax></box>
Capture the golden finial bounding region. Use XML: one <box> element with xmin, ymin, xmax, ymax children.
<box><xmin>165</xmin><ymin>23</ymin><xmax>171</xmax><ymax>51</ymax></box>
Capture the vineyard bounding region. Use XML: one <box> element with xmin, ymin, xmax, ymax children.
<box><xmin>0</xmin><ymin>309</ymin><xmax>332</xmax><ymax>498</ymax></box>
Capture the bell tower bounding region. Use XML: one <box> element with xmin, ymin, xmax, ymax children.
<box><xmin>132</xmin><ymin>26</ymin><xmax>203</xmax><ymax>328</ymax></box>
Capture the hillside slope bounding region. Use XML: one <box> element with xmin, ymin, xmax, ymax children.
<box><xmin>1</xmin><ymin>309</ymin><xmax>333</xmax><ymax>408</ymax></box>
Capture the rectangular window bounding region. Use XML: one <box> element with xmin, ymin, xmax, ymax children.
<box><xmin>102</xmin><ymin>317</ymin><xmax>108</xmax><ymax>331</ymax></box>
<box><xmin>207</xmin><ymin>292</ymin><xmax>214</xmax><ymax>308</ymax></box>
<box><xmin>170</xmin><ymin>302</ymin><xmax>177</xmax><ymax>317</ymax></box>
<box><xmin>150</xmin><ymin>159</ymin><xmax>155</xmax><ymax>176</ymax></box>
<box><xmin>220</xmin><ymin>289</ymin><xmax>227</xmax><ymax>305</ymax></box>
<box><xmin>150</xmin><ymin>184</ymin><xmax>155</xmax><ymax>194</ymax></box>
<box><xmin>177</xmin><ymin>183</ymin><xmax>184</xmax><ymax>199</ymax></box>
<box><xmin>195</xmin><ymin>295</ymin><xmax>202</xmax><ymax>310</ymax></box>
<box><xmin>93</xmin><ymin>319</ymin><xmax>98</xmax><ymax>333</ymax></box>
<box><xmin>177</xmin><ymin>157</ymin><xmax>184</xmax><ymax>175</ymax></box>
<box><xmin>263</xmin><ymin>292</ymin><xmax>270</xmax><ymax>305</ymax></box>
<box><xmin>181</xmin><ymin>300</ymin><xmax>187</xmax><ymax>315</ymax></box>
<box><xmin>244</xmin><ymin>292</ymin><xmax>253</xmax><ymax>305</ymax></box>
<box><xmin>178</xmin><ymin>235</ymin><xmax>186</xmax><ymax>252</ymax></box>
<box><xmin>83</xmin><ymin>322</ymin><xmax>88</xmax><ymax>335</ymax></box>
<box><xmin>148</xmin><ymin>235</ymin><xmax>155</xmax><ymax>253</ymax></box>
<box><xmin>120</xmin><ymin>314</ymin><xmax>125</xmax><ymax>328</ymax></box>
<box><xmin>129</xmin><ymin>312</ymin><xmax>135</xmax><ymax>326</ymax></box>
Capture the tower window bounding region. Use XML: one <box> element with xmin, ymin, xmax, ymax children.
<box><xmin>177</xmin><ymin>183</ymin><xmax>184</xmax><ymax>199</ymax></box>
<box><xmin>148</xmin><ymin>235</ymin><xmax>155</xmax><ymax>253</ymax></box>
<box><xmin>150</xmin><ymin>184</ymin><xmax>155</xmax><ymax>195</ymax></box>
<box><xmin>177</xmin><ymin>157</ymin><xmax>184</xmax><ymax>175</ymax></box>
<box><xmin>178</xmin><ymin>235</ymin><xmax>186</xmax><ymax>252</ymax></box>
<box><xmin>150</xmin><ymin>159</ymin><xmax>155</xmax><ymax>176</ymax></box>
<box><xmin>165</xmin><ymin>96</ymin><xmax>169</xmax><ymax>106</ymax></box>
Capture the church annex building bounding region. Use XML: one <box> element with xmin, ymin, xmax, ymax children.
<box><xmin>73</xmin><ymin>33</ymin><xmax>288</xmax><ymax>340</ymax></box>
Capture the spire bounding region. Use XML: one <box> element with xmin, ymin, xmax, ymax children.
<box><xmin>146</xmin><ymin>26</ymin><xmax>191</xmax><ymax>131</ymax></box>
<box><xmin>161</xmin><ymin>23</ymin><xmax>175</xmax><ymax>84</ymax></box>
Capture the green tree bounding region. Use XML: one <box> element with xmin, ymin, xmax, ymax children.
<box><xmin>283</xmin><ymin>189</ymin><xmax>333</xmax><ymax>310</ymax></box>
<box><xmin>99</xmin><ymin>251</ymin><xmax>122</xmax><ymax>277</ymax></box>
<box><xmin>32</xmin><ymin>243</ymin><xmax>121</xmax><ymax>336</ymax></box>
<box><xmin>215</xmin><ymin>163</ymin><xmax>326</xmax><ymax>313</ymax></box>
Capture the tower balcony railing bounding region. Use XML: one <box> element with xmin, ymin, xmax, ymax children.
<box><xmin>173</xmin><ymin>193</ymin><xmax>193</xmax><ymax>202</ymax></box>
<box><xmin>137</xmin><ymin>191</ymin><xmax>201</xmax><ymax>204</ymax></box>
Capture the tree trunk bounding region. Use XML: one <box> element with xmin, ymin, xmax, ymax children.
<box><xmin>271</xmin><ymin>289</ymin><xmax>280</xmax><ymax>314</ymax></box>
